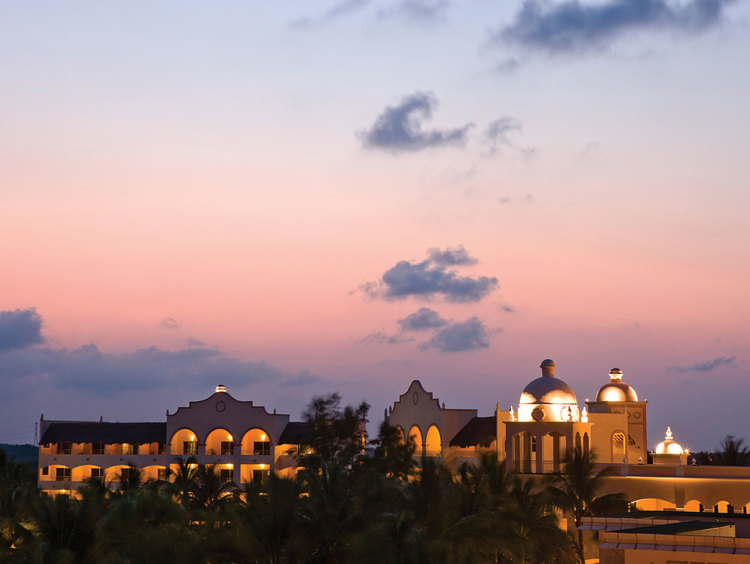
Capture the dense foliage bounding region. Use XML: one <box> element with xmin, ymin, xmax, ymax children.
<box><xmin>0</xmin><ymin>395</ymin><xmax>621</xmax><ymax>563</ymax></box>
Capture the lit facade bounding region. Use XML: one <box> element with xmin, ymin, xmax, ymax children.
<box><xmin>37</xmin><ymin>386</ymin><xmax>305</xmax><ymax>496</ymax></box>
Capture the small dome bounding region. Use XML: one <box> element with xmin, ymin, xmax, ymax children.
<box><xmin>595</xmin><ymin>368</ymin><xmax>638</xmax><ymax>402</ymax></box>
<box><xmin>518</xmin><ymin>360</ymin><xmax>579</xmax><ymax>422</ymax></box>
<box><xmin>655</xmin><ymin>427</ymin><xmax>684</xmax><ymax>455</ymax></box>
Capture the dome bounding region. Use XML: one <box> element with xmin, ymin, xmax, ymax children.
<box><xmin>655</xmin><ymin>427</ymin><xmax>684</xmax><ymax>455</ymax></box>
<box><xmin>518</xmin><ymin>360</ymin><xmax>579</xmax><ymax>422</ymax></box>
<box><xmin>595</xmin><ymin>368</ymin><xmax>638</xmax><ymax>402</ymax></box>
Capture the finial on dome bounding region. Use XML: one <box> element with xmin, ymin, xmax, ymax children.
<box><xmin>540</xmin><ymin>359</ymin><xmax>556</xmax><ymax>378</ymax></box>
<box><xmin>666</xmin><ymin>426</ymin><xmax>673</xmax><ymax>440</ymax></box>
<box><xmin>609</xmin><ymin>368</ymin><xmax>623</xmax><ymax>381</ymax></box>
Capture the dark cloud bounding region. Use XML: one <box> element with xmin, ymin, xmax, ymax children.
<box><xmin>366</xmin><ymin>260</ymin><xmax>498</xmax><ymax>302</ymax></box>
<box><xmin>398</xmin><ymin>308</ymin><xmax>448</xmax><ymax>331</ymax></box>
<box><xmin>0</xmin><ymin>342</ymin><xmax>318</xmax><ymax>397</ymax></box>
<box><xmin>360</xmin><ymin>92</ymin><xmax>473</xmax><ymax>153</ymax></box>
<box><xmin>363</xmin><ymin>247</ymin><xmax>498</xmax><ymax>302</ymax></box>
<box><xmin>159</xmin><ymin>317</ymin><xmax>179</xmax><ymax>329</ymax></box>
<box><xmin>421</xmin><ymin>317</ymin><xmax>492</xmax><ymax>352</ymax></box>
<box><xmin>497</xmin><ymin>0</ymin><xmax>730</xmax><ymax>54</ymax></box>
<box><xmin>669</xmin><ymin>356</ymin><xmax>737</xmax><ymax>373</ymax></box>
<box><xmin>0</xmin><ymin>308</ymin><xmax>44</xmax><ymax>352</ymax></box>
<box><xmin>186</xmin><ymin>338</ymin><xmax>206</xmax><ymax>347</ymax></box>
<box><xmin>427</xmin><ymin>245</ymin><xmax>477</xmax><ymax>266</ymax></box>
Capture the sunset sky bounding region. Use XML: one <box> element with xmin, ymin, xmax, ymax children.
<box><xmin>1</xmin><ymin>1</ymin><xmax>749</xmax><ymax>452</ymax></box>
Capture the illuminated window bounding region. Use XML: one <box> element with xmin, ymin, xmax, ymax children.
<box><xmin>157</xmin><ymin>468</ymin><xmax>167</xmax><ymax>481</ymax></box>
<box><xmin>612</xmin><ymin>432</ymin><xmax>626</xmax><ymax>458</ymax></box>
<box><xmin>122</xmin><ymin>443</ymin><xmax>135</xmax><ymax>455</ymax></box>
<box><xmin>183</xmin><ymin>441</ymin><xmax>198</xmax><ymax>455</ymax></box>
<box><xmin>253</xmin><ymin>441</ymin><xmax>271</xmax><ymax>456</ymax></box>
<box><xmin>221</xmin><ymin>441</ymin><xmax>235</xmax><ymax>456</ymax></box>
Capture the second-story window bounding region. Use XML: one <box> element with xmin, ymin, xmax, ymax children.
<box><xmin>58</xmin><ymin>442</ymin><xmax>72</xmax><ymax>455</ymax></box>
<box><xmin>184</xmin><ymin>441</ymin><xmax>198</xmax><ymax>455</ymax></box>
<box><xmin>122</xmin><ymin>443</ymin><xmax>135</xmax><ymax>455</ymax></box>
<box><xmin>92</xmin><ymin>442</ymin><xmax>104</xmax><ymax>455</ymax></box>
<box><xmin>221</xmin><ymin>441</ymin><xmax>234</xmax><ymax>456</ymax></box>
<box><xmin>253</xmin><ymin>441</ymin><xmax>271</xmax><ymax>456</ymax></box>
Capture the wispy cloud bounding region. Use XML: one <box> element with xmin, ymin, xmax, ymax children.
<box><xmin>290</xmin><ymin>0</ymin><xmax>373</xmax><ymax>29</ymax></box>
<box><xmin>669</xmin><ymin>356</ymin><xmax>737</xmax><ymax>373</ymax></box>
<box><xmin>360</xmin><ymin>92</ymin><xmax>473</xmax><ymax>153</ymax></box>
<box><xmin>159</xmin><ymin>316</ymin><xmax>179</xmax><ymax>329</ymax></box>
<box><xmin>496</xmin><ymin>0</ymin><xmax>731</xmax><ymax>54</ymax></box>
<box><xmin>378</xmin><ymin>0</ymin><xmax>450</xmax><ymax>22</ymax></box>
<box><xmin>0</xmin><ymin>308</ymin><xmax>44</xmax><ymax>352</ymax></box>
<box><xmin>354</xmin><ymin>330</ymin><xmax>403</xmax><ymax>345</ymax></box>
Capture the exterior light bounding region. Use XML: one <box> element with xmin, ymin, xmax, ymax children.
<box><xmin>215</xmin><ymin>384</ymin><xmax>227</xmax><ymax>393</ymax></box>
<box><xmin>227</xmin><ymin>464</ymin><xmax>233</xmax><ymax>470</ymax></box>
<box><xmin>260</xmin><ymin>433</ymin><xmax>267</xmax><ymax>441</ymax></box>
<box><xmin>228</xmin><ymin>434</ymin><xmax>233</xmax><ymax>441</ymax></box>
<box><xmin>190</xmin><ymin>434</ymin><xmax>195</xmax><ymax>441</ymax></box>
<box><xmin>259</xmin><ymin>464</ymin><xmax>266</xmax><ymax>469</ymax></box>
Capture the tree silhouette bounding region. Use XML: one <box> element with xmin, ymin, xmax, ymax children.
<box><xmin>547</xmin><ymin>446</ymin><xmax>626</xmax><ymax>564</ymax></box>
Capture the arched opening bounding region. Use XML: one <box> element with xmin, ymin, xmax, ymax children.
<box><xmin>632</xmin><ymin>498</ymin><xmax>676</xmax><ymax>511</ymax></box>
<box><xmin>409</xmin><ymin>426</ymin><xmax>423</xmax><ymax>457</ymax></box>
<box><xmin>71</xmin><ymin>465</ymin><xmax>104</xmax><ymax>482</ymax></box>
<box><xmin>206</xmin><ymin>428</ymin><xmax>234</xmax><ymax>456</ymax></box>
<box><xmin>241</xmin><ymin>428</ymin><xmax>271</xmax><ymax>456</ymax></box>
<box><xmin>240</xmin><ymin>463</ymin><xmax>270</xmax><ymax>484</ymax></box>
<box><xmin>684</xmin><ymin>499</ymin><xmax>703</xmax><ymax>512</ymax></box>
<box><xmin>170</xmin><ymin>428</ymin><xmax>199</xmax><ymax>456</ymax></box>
<box><xmin>105</xmin><ymin>464</ymin><xmax>139</xmax><ymax>484</ymax></box>
<box><xmin>511</xmin><ymin>432</ymin><xmax>535</xmax><ymax>473</ymax></box>
<box><xmin>425</xmin><ymin>425</ymin><xmax>442</xmax><ymax>457</ymax></box>
<box><xmin>714</xmin><ymin>500</ymin><xmax>733</xmax><ymax>514</ymax></box>
<box><xmin>42</xmin><ymin>464</ymin><xmax>71</xmax><ymax>483</ymax></box>
<box><xmin>394</xmin><ymin>426</ymin><xmax>405</xmax><ymax>445</ymax></box>
<box><xmin>141</xmin><ymin>465</ymin><xmax>168</xmax><ymax>482</ymax></box>
<box><xmin>612</xmin><ymin>431</ymin><xmax>626</xmax><ymax>463</ymax></box>
<box><xmin>542</xmin><ymin>432</ymin><xmax>566</xmax><ymax>473</ymax></box>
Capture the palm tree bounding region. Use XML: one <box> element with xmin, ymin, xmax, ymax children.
<box><xmin>714</xmin><ymin>436</ymin><xmax>750</xmax><ymax>466</ymax></box>
<box><xmin>239</xmin><ymin>475</ymin><xmax>303</xmax><ymax>564</ymax></box>
<box><xmin>166</xmin><ymin>456</ymin><xmax>199</xmax><ymax>508</ymax></box>
<box><xmin>500</xmin><ymin>476</ymin><xmax>576</xmax><ymax>564</ymax></box>
<box><xmin>547</xmin><ymin>446</ymin><xmax>626</xmax><ymax>564</ymax></box>
<box><xmin>0</xmin><ymin>449</ymin><xmax>39</xmax><ymax>560</ymax></box>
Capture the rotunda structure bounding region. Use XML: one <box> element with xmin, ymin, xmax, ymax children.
<box><xmin>595</xmin><ymin>368</ymin><xmax>639</xmax><ymax>403</ymax></box>
<box><xmin>518</xmin><ymin>359</ymin><xmax>580</xmax><ymax>423</ymax></box>
<box><xmin>505</xmin><ymin>360</ymin><xmax>591</xmax><ymax>474</ymax></box>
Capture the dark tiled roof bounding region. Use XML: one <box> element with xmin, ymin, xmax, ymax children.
<box><xmin>449</xmin><ymin>417</ymin><xmax>496</xmax><ymax>448</ymax></box>
<box><xmin>616</xmin><ymin>520</ymin><xmax>733</xmax><ymax>535</ymax></box>
<box><xmin>40</xmin><ymin>422</ymin><xmax>166</xmax><ymax>445</ymax></box>
<box><xmin>278</xmin><ymin>422</ymin><xmax>311</xmax><ymax>445</ymax></box>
